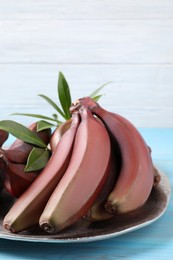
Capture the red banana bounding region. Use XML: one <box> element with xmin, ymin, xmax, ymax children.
<box><xmin>73</xmin><ymin>97</ymin><xmax>154</xmax><ymax>215</ymax></box>
<box><xmin>39</xmin><ymin>107</ymin><xmax>111</xmax><ymax>233</ymax></box>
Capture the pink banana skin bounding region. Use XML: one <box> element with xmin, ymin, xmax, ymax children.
<box><xmin>75</xmin><ymin>97</ymin><xmax>154</xmax><ymax>214</ymax></box>
<box><xmin>39</xmin><ymin>107</ymin><xmax>111</xmax><ymax>233</ymax></box>
<box><xmin>50</xmin><ymin>119</ymin><xmax>72</xmax><ymax>152</ymax></box>
<box><xmin>3</xmin><ymin>112</ymin><xmax>80</xmax><ymax>233</ymax></box>
<box><xmin>0</xmin><ymin>130</ymin><xmax>9</xmax><ymax>147</ymax></box>
<box><xmin>3</xmin><ymin>122</ymin><xmax>51</xmax><ymax>164</ymax></box>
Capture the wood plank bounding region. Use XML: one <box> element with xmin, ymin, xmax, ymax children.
<box><xmin>0</xmin><ymin>20</ymin><xmax>173</xmax><ymax>64</ymax></box>
<box><xmin>0</xmin><ymin>0</ymin><xmax>173</xmax><ymax>20</ymax></box>
<box><xmin>0</xmin><ymin>64</ymin><xmax>173</xmax><ymax>127</ymax></box>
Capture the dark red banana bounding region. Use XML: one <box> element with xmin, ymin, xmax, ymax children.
<box><xmin>3</xmin><ymin>159</ymin><xmax>39</xmax><ymax>198</ymax></box>
<box><xmin>0</xmin><ymin>152</ymin><xmax>7</xmax><ymax>193</ymax></box>
<box><xmin>3</xmin><ymin>122</ymin><xmax>51</xmax><ymax>164</ymax></box>
<box><xmin>0</xmin><ymin>130</ymin><xmax>9</xmax><ymax>147</ymax></box>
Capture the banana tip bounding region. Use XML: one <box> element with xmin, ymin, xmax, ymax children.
<box><xmin>40</xmin><ymin>222</ymin><xmax>55</xmax><ymax>234</ymax></box>
<box><xmin>104</xmin><ymin>201</ymin><xmax>117</xmax><ymax>215</ymax></box>
<box><xmin>154</xmin><ymin>169</ymin><xmax>161</xmax><ymax>187</ymax></box>
<box><xmin>3</xmin><ymin>223</ymin><xmax>16</xmax><ymax>233</ymax></box>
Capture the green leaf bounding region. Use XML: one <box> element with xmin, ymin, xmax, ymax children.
<box><xmin>0</xmin><ymin>120</ymin><xmax>47</xmax><ymax>148</ymax></box>
<box><xmin>25</xmin><ymin>147</ymin><xmax>50</xmax><ymax>172</ymax></box>
<box><xmin>12</xmin><ymin>113</ymin><xmax>59</xmax><ymax>124</ymax></box>
<box><xmin>89</xmin><ymin>81</ymin><xmax>113</xmax><ymax>98</ymax></box>
<box><xmin>36</xmin><ymin>120</ymin><xmax>54</xmax><ymax>132</ymax></box>
<box><xmin>38</xmin><ymin>94</ymin><xmax>66</xmax><ymax>119</ymax></box>
<box><xmin>58</xmin><ymin>72</ymin><xmax>72</xmax><ymax>119</ymax></box>
<box><xmin>92</xmin><ymin>94</ymin><xmax>103</xmax><ymax>102</ymax></box>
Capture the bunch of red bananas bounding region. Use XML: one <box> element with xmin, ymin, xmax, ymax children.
<box><xmin>0</xmin><ymin>97</ymin><xmax>160</xmax><ymax>234</ymax></box>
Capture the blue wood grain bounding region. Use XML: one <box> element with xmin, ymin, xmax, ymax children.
<box><xmin>0</xmin><ymin>128</ymin><xmax>172</xmax><ymax>260</ymax></box>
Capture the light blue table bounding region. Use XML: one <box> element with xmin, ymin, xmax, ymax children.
<box><xmin>0</xmin><ymin>128</ymin><xmax>172</xmax><ymax>260</ymax></box>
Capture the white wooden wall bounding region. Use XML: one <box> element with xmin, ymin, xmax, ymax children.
<box><xmin>0</xmin><ymin>0</ymin><xmax>173</xmax><ymax>127</ymax></box>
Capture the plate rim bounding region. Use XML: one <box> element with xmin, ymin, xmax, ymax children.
<box><xmin>0</xmin><ymin>167</ymin><xmax>171</xmax><ymax>243</ymax></box>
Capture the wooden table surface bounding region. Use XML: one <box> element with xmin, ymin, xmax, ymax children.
<box><xmin>0</xmin><ymin>1</ymin><xmax>173</xmax><ymax>259</ymax></box>
<box><xmin>0</xmin><ymin>0</ymin><xmax>173</xmax><ymax>128</ymax></box>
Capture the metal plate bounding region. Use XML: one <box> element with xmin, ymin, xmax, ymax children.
<box><xmin>0</xmin><ymin>168</ymin><xmax>171</xmax><ymax>243</ymax></box>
